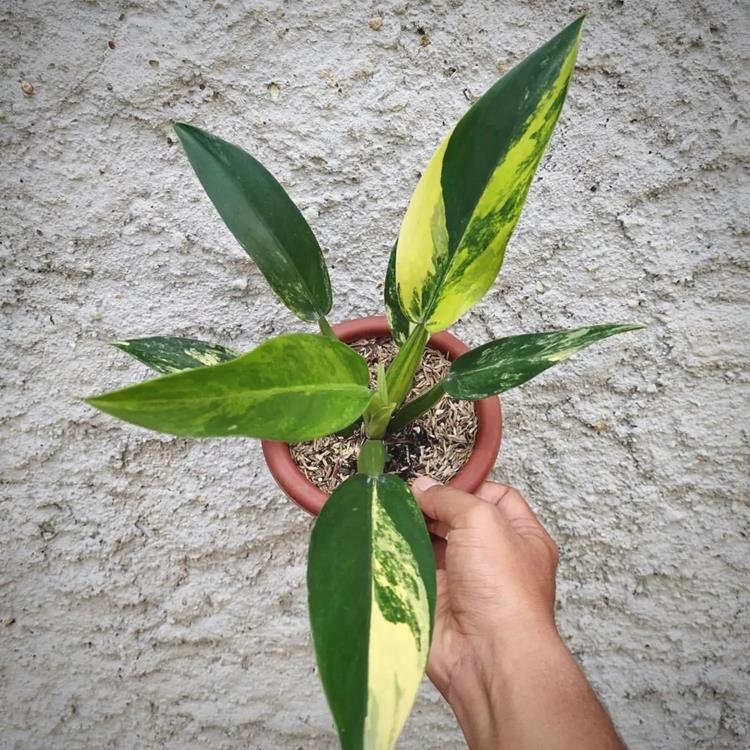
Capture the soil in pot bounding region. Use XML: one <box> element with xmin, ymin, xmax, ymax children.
<box><xmin>290</xmin><ymin>337</ymin><xmax>478</xmax><ymax>493</ymax></box>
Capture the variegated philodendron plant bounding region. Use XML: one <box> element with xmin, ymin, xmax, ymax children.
<box><xmin>87</xmin><ymin>18</ymin><xmax>641</xmax><ymax>749</ymax></box>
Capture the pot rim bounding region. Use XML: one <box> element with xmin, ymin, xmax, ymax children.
<box><xmin>261</xmin><ymin>315</ymin><xmax>502</xmax><ymax>515</ymax></box>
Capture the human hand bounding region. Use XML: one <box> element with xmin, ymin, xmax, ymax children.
<box><xmin>411</xmin><ymin>477</ymin><xmax>624</xmax><ymax>750</ymax></box>
<box><xmin>411</xmin><ymin>477</ymin><xmax>560</xmax><ymax>699</ymax></box>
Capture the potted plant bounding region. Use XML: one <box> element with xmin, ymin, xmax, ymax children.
<box><xmin>86</xmin><ymin>17</ymin><xmax>640</xmax><ymax>749</ymax></box>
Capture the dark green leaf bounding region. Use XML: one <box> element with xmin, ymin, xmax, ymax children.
<box><xmin>384</xmin><ymin>245</ymin><xmax>413</xmax><ymax>346</ymax></box>
<box><xmin>87</xmin><ymin>333</ymin><xmax>371</xmax><ymax>441</ymax></box>
<box><xmin>308</xmin><ymin>473</ymin><xmax>436</xmax><ymax>750</ymax></box>
<box><xmin>444</xmin><ymin>324</ymin><xmax>643</xmax><ymax>400</ymax></box>
<box><xmin>112</xmin><ymin>336</ymin><xmax>237</xmax><ymax>374</ymax></box>
<box><xmin>174</xmin><ymin>122</ymin><xmax>332</xmax><ymax>322</ymax></box>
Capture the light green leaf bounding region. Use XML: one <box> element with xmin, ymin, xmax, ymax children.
<box><xmin>384</xmin><ymin>324</ymin><xmax>429</xmax><ymax>408</ymax></box>
<box><xmin>444</xmin><ymin>324</ymin><xmax>643</xmax><ymax>400</ymax></box>
<box><xmin>87</xmin><ymin>333</ymin><xmax>371</xmax><ymax>441</ymax></box>
<box><xmin>174</xmin><ymin>122</ymin><xmax>332</xmax><ymax>322</ymax></box>
<box><xmin>112</xmin><ymin>336</ymin><xmax>237</xmax><ymax>374</ymax></box>
<box><xmin>395</xmin><ymin>17</ymin><xmax>584</xmax><ymax>332</ymax></box>
<box><xmin>308</xmin><ymin>473</ymin><xmax>436</xmax><ymax>750</ymax></box>
<box><xmin>362</xmin><ymin>364</ymin><xmax>396</xmax><ymax>439</ymax></box>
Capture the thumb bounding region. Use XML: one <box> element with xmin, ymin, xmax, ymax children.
<box><xmin>412</xmin><ymin>475</ymin><xmax>485</xmax><ymax>536</ymax></box>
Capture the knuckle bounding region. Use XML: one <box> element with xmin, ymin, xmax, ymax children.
<box><xmin>505</xmin><ymin>487</ymin><xmax>525</xmax><ymax>504</ymax></box>
<box><xmin>464</xmin><ymin>502</ymin><xmax>499</xmax><ymax>526</ymax></box>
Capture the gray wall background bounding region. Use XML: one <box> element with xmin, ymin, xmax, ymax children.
<box><xmin>1</xmin><ymin>0</ymin><xmax>748</xmax><ymax>747</ymax></box>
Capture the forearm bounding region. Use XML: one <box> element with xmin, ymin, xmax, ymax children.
<box><xmin>447</xmin><ymin>626</ymin><xmax>625</xmax><ymax>750</ymax></box>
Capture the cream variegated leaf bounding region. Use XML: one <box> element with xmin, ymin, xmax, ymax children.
<box><xmin>112</xmin><ymin>336</ymin><xmax>237</xmax><ymax>374</ymax></box>
<box><xmin>444</xmin><ymin>324</ymin><xmax>643</xmax><ymax>400</ymax></box>
<box><xmin>308</xmin><ymin>473</ymin><xmax>436</xmax><ymax>750</ymax></box>
<box><xmin>395</xmin><ymin>17</ymin><xmax>584</xmax><ymax>332</ymax></box>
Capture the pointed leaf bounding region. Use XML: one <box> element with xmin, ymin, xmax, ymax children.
<box><xmin>395</xmin><ymin>17</ymin><xmax>584</xmax><ymax>331</ymax></box>
<box><xmin>174</xmin><ymin>122</ymin><xmax>332</xmax><ymax>322</ymax></box>
<box><xmin>87</xmin><ymin>333</ymin><xmax>371</xmax><ymax>441</ymax></box>
<box><xmin>112</xmin><ymin>336</ymin><xmax>237</xmax><ymax>374</ymax></box>
<box><xmin>308</xmin><ymin>473</ymin><xmax>436</xmax><ymax>750</ymax></box>
<box><xmin>444</xmin><ymin>324</ymin><xmax>643</xmax><ymax>400</ymax></box>
<box><xmin>384</xmin><ymin>245</ymin><xmax>413</xmax><ymax>346</ymax></box>
<box><xmin>384</xmin><ymin>324</ymin><xmax>429</xmax><ymax>409</ymax></box>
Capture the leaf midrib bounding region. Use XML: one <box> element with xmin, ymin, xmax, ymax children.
<box><xmin>91</xmin><ymin>382</ymin><xmax>372</xmax><ymax>408</ymax></box>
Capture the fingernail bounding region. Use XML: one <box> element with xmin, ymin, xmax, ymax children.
<box><xmin>412</xmin><ymin>476</ymin><xmax>440</xmax><ymax>491</ymax></box>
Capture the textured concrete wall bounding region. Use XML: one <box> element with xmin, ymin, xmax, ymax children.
<box><xmin>2</xmin><ymin>0</ymin><xmax>748</xmax><ymax>747</ymax></box>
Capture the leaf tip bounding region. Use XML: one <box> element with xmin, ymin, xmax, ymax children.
<box><xmin>559</xmin><ymin>13</ymin><xmax>586</xmax><ymax>48</ymax></box>
<box><xmin>567</xmin><ymin>13</ymin><xmax>586</xmax><ymax>31</ymax></box>
<box><xmin>172</xmin><ymin>121</ymin><xmax>201</xmax><ymax>146</ymax></box>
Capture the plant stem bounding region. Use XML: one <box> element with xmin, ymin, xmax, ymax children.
<box><xmin>357</xmin><ymin>439</ymin><xmax>387</xmax><ymax>475</ymax></box>
<box><xmin>384</xmin><ymin>323</ymin><xmax>429</xmax><ymax>408</ymax></box>
<box><xmin>363</xmin><ymin>402</ymin><xmax>395</xmax><ymax>440</ymax></box>
<box><xmin>388</xmin><ymin>381</ymin><xmax>446</xmax><ymax>434</ymax></box>
<box><xmin>318</xmin><ymin>317</ymin><xmax>337</xmax><ymax>339</ymax></box>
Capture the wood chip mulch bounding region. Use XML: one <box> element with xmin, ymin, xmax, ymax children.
<box><xmin>290</xmin><ymin>337</ymin><xmax>478</xmax><ymax>492</ymax></box>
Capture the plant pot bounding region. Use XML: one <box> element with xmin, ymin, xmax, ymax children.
<box><xmin>261</xmin><ymin>316</ymin><xmax>502</xmax><ymax>515</ymax></box>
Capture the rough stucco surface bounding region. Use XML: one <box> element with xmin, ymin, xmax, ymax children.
<box><xmin>1</xmin><ymin>0</ymin><xmax>748</xmax><ymax>747</ymax></box>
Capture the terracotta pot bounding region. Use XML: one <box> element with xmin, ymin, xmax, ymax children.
<box><xmin>262</xmin><ymin>316</ymin><xmax>502</xmax><ymax>515</ymax></box>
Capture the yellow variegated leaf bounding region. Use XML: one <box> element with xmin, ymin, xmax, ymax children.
<box><xmin>395</xmin><ymin>18</ymin><xmax>584</xmax><ymax>332</ymax></box>
<box><xmin>364</xmin><ymin>480</ymin><xmax>430</xmax><ymax>748</ymax></box>
<box><xmin>395</xmin><ymin>133</ymin><xmax>452</xmax><ymax>323</ymax></box>
<box><xmin>308</xmin><ymin>474</ymin><xmax>436</xmax><ymax>750</ymax></box>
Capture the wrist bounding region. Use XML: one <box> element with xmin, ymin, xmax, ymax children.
<box><xmin>446</xmin><ymin>621</ymin><xmax>568</xmax><ymax>748</ymax></box>
<box><xmin>485</xmin><ymin>611</ymin><xmax>562</xmax><ymax>662</ymax></box>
